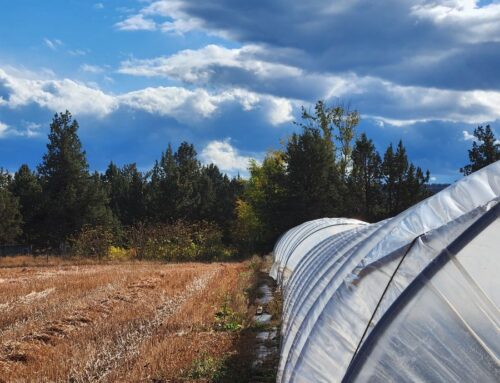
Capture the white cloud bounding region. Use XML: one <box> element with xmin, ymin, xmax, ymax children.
<box><xmin>115</xmin><ymin>14</ymin><xmax>156</xmax><ymax>31</ymax></box>
<box><xmin>116</xmin><ymin>42</ymin><xmax>500</xmax><ymax>125</ymax></box>
<box><xmin>359</xmin><ymin>79</ymin><xmax>500</xmax><ymax>124</ymax></box>
<box><xmin>200</xmin><ymin>138</ymin><xmax>257</xmax><ymax>175</ymax></box>
<box><xmin>143</xmin><ymin>0</ymin><xmax>205</xmax><ymax>35</ymax></box>
<box><xmin>119</xmin><ymin>87</ymin><xmax>218</xmax><ymax>120</ymax></box>
<box><xmin>43</xmin><ymin>38</ymin><xmax>62</xmax><ymax>50</ymax></box>
<box><xmin>93</xmin><ymin>3</ymin><xmax>104</xmax><ymax>10</ymax></box>
<box><xmin>411</xmin><ymin>1</ymin><xmax>500</xmax><ymax>43</ymax></box>
<box><xmin>5</xmin><ymin>61</ymin><xmax>500</xmax><ymax>128</ymax></box>
<box><xmin>113</xmin><ymin>0</ymin><xmax>214</xmax><ymax>36</ymax></box>
<box><xmin>0</xmin><ymin>121</ymin><xmax>42</xmax><ymax>139</ymax></box>
<box><xmin>0</xmin><ymin>68</ymin><xmax>118</xmax><ymax>118</ymax></box>
<box><xmin>80</xmin><ymin>64</ymin><xmax>105</xmax><ymax>74</ymax></box>
<box><xmin>118</xmin><ymin>86</ymin><xmax>293</xmax><ymax>125</ymax></box>
<box><xmin>462</xmin><ymin>130</ymin><xmax>475</xmax><ymax>141</ymax></box>
<box><xmin>265</xmin><ymin>97</ymin><xmax>294</xmax><ymax>125</ymax></box>
<box><xmin>118</xmin><ymin>44</ymin><xmax>302</xmax><ymax>83</ymax></box>
<box><xmin>1</xmin><ymin>67</ymin><xmax>297</xmax><ymax>125</ymax></box>
<box><xmin>0</xmin><ymin>121</ymin><xmax>8</xmax><ymax>137</ymax></box>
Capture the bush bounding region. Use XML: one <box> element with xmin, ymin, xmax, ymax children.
<box><xmin>127</xmin><ymin>220</ymin><xmax>233</xmax><ymax>261</ymax></box>
<box><xmin>70</xmin><ymin>225</ymin><xmax>114</xmax><ymax>259</ymax></box>
<box><xmin>185</xmin><ymin>354</ymin><xmax>227</xmax><ymax>381</ymax></box>
<box><xmin>107</xmin><ymin>245</ymin><xmax>133</xmax><ymax>260</ymax></box>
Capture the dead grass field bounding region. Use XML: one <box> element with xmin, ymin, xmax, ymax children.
<box><xmin>0</xmin><ymin>257</ymin><xmax>266</xmax><ymax>382</ymax></box>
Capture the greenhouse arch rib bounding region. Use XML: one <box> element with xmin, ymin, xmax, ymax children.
<box><xmin>342</xmin><ymin>201</ymin><xmax>500</xmax><ymax>383</ymax></box>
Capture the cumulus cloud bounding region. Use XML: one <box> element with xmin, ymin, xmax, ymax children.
<box><xmin>118</xmin><ymin>86</ymin><xmax>294</xmax><ymax>125</ymax></box>
<box><xmin>118</xmin><ymin>44</ymin><xmax>342</xmax><ymax>101</ymax></box>
<box><xmin>462</xmin><ymin>130</ymin><xmax>475</xmax><ymax>141</ymax></box>
<box><xmin>115</xmin><ymin>14</ymin><xmax>156</xmax><ymax>31</ymax></box>
<box><xmin>118</xmin><ymin>44</ymin><xmax>302</xmax><ymax>83</ymax></box>
<box><xmin>200</xmin><ymin>138</ymin><xmax>257</xmax><ymax>175</ymax></box>
<box><xmin>265</xmin><ymin>97</ymin><xmax>294</xmax><ymax>125</ymax></box>
<box><xmin>0</xmin><ymin>67</ymin><xmax>295</xmax><ymax>126</ymax></box>
<box><xmin>411</xmin><ymin>1</ymin><xmax>500</xmax><ymax>43</ymax></box>
<box><xmin>121</xmin><ymin>0</ymin><xmax>500</xmax><ymax>92</ymax></box>
<box><xmin>0</xmin><ymin>121</ymin><xmax>41</xmax><ymax>139</ymax></box>
<box><xmin>0</xmin><ymin>68</ymin><xmax>118</xmax><ymax>118</ymax></box>
<box><xmin>119</xmin><ymin>87</ymin><xmax>218</xmax><ymax>120</ymax></box>
<box><xmin>119</xmin><ymin>42</ymin><xmax>500</xmax><ymax>125</ymax></box>
<box><xmin>6</xmin><ymin>56</ymin><xmax>500</xmax><ymax>129</ymax></box>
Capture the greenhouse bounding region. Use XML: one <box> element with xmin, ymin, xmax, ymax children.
<box><xmin>271</xmin><ymin>161</ymin><xmax>500</xmax><ymax>383</ymax></box>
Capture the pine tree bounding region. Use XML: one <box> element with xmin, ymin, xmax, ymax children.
<box><xmin>159</xmin><ymin>144</ymin><xmax>178</xmax><ymax>220</ymax></box>
<box><xmin>349</xmin><ymin>133</ymin><xmax>383</xmax><ymax>221</ymax></box>
<box><xmin>103</xmin><ymin>162</ymin><xmax>146</xmax><ymax>226</ymax></box>
<box><xmin>460</xmin><ymin>125</ymin><xmax>500</xmax><ymax>175</ymax></box>
<box><xmin>37</xmin><ymin>111</ymin><xmax>113</xmax><ymax>246</ymax></box>
<box><xmin>286</xmin><ymin>127</ymin><xmax>339</xmax><ymax>225</ymax></box>
<box><xmin>174</xmin><ymin>142</ymin><xmax>201</xmax><ymax>219</ymax></box>
<box><xmin>10</xmin><ymin>164</ymin><xmax>43</xmax><ymax>243</ymax></box>
<box><xmin>382</xmin><ymin>140</ymin><xmax>430</xmax><ymax>217</ymax></box>
<box><xmin>0</xmin><ymin>168</ymin><xmax>22</xmax><ymax>243</ymax></box>
<box><xmin>382</xmin><ymin>143</ymin><xmax>397</xmax><ymax>215</ymax></box>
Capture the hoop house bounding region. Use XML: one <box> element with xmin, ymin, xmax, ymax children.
<box><xmin>271</xmin><ymin>161</ymin><xmax>500</xmax><ymax>383</ymax></box>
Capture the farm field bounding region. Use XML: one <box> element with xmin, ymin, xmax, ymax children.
<box><xmin>0</xmin><ymin>258</ymin><xmax>272</xmax><ymax>382</ymax></box>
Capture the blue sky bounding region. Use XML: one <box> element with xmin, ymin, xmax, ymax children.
<box><xmin>1</xmin><ymin>0</ymin><xmax>499</xmax><ymax>182</ymax></box>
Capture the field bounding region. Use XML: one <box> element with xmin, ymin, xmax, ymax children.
<box><xmin>0</xmin><ymin>257</ymin><xmax>275</xmax><ymax>382</ymax></box>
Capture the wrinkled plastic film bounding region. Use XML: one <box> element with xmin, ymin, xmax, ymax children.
<box><xmin>271</xmin><ymin>161</ymin><xmax>500</xmax><ymax>383</ymax></box>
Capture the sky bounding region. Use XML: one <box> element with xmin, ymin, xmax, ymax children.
<box><xmin>1</xmin><ymin>0</ymin><xmax>499</xmax><ymax>182</ymax></box>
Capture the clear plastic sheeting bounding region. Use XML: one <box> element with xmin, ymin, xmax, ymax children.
<box><xmin>271</xmin><ymin>161</ymin><xmax>500</xmax><ymax>383</ymax></box>
<box><xmin>270</xmin><ymin>218</ymin><xmax>367</xmax><ymax>285</ymax></box>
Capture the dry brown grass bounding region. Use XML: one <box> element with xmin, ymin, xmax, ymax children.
<box><xmin>0</xmin><ymin>259</ymin><xmax>257</xmax><ymax>382</ymax></box>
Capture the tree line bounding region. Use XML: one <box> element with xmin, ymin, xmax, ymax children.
<box><xmin>1</xmin><ymin>103</ymin><xmax>498</xmax><ymax>257</ymax></box>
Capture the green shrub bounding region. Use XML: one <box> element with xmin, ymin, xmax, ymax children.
<box><xmin>185</xmin><ymin>354</ymin><xmax>227</xmax><ymax>381</ymax></box>
<box><xmin>127</xmin><ymin>220</ymin><xmax>233</xmax><ymax>262</ymax></box>
<box><xmin>214</xmin><ymin>296</ymin><xmax>244</xmax><ymax>332</ymax></box>
<box><xmin>70</xmin><ymin>225</ymin><xmax>114</xmax><ymax>259</ymax></box>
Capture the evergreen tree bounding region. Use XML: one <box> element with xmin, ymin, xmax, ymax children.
<box><xmin>103</xmin><ymin>162</ymin><xmax>146</xmax><ymax>226</ymax></box>
<box><xmin>37</xmin><ymin>111</ymin><xmax>113</xmax><ymax>246</ymax></box>
<box><xmin>122</xmin><ymin>164</ymin><xmax>146</xmax><ymax>224</ymax></box>
<box><xmin>159</xmin><ymin>144</ymin><xmax>178</xmax><ymax>220</ymax></box>
<box><xmin>84</xmin><ymin>171</ymin><xmax>115</xmax><ymax>229</ymax></box>
<box><xmin>460</xmin><ymin>125</ymin><xmax>500</xmax><ymax>175</ymax></box>
<box><xmin>174</xmin><ymin>142</ymin><xmax>201</xmax><ymax>219</ymax></box>
<box><xmin>382</xmin><ymin>143</ymin><xmax>397</xmax><ymax>215</ymax></box>
<box><xmin>348</xmin><ymin>133</ymin><xmax>383</xmax><ymax>221</ymax></box>
<box><xmin>382</xmin><ymin>140</ymin><xmax>430</xmax><ymax>216</ymax></box>
<box><xmin>286</xmin><ymin>127</ymin><xmax>339</xmax><ymax>225</ymax></box>
<box><xmin>0</xmin><ymin>168</ymin><xmax>22</xmax><ymax>243</ymax></box>
<box><xmin>9</xmin><ymin>164</ymin><xmax>43</xmax><ymax>243</ymax></box>
<box><xmin>198</xmin><ymin>164</ymin><xmax>226</xmax><ymax>222</ymax></box>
